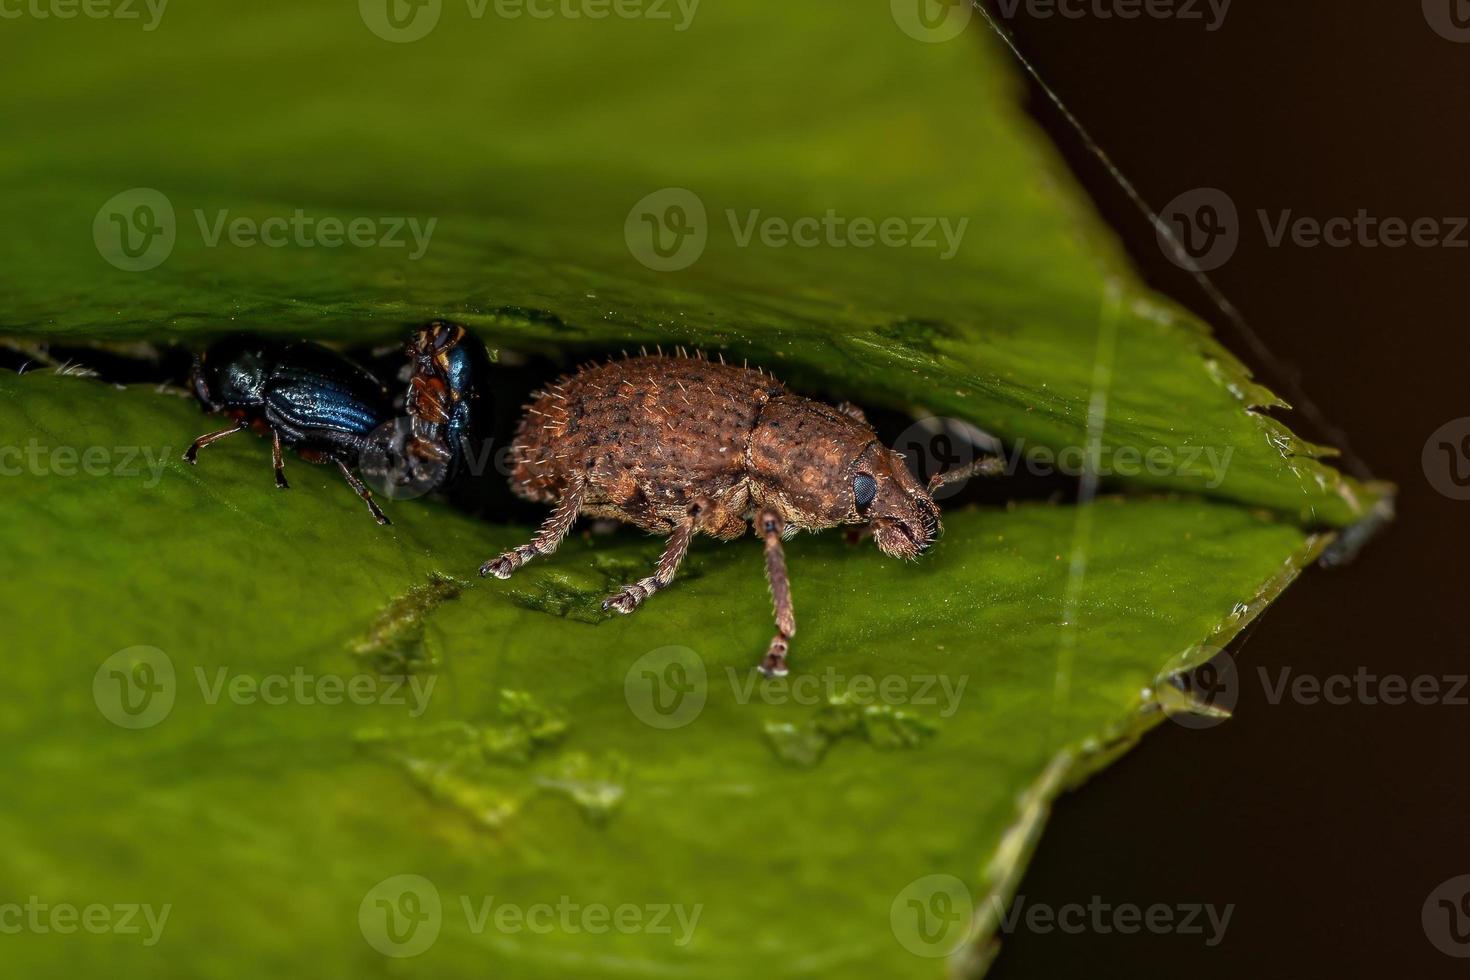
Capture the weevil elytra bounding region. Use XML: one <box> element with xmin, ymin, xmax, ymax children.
<box><xmin>480</xmin><ymin>350</ymin><xmax>981</xmax><ymax>677</ymax></box>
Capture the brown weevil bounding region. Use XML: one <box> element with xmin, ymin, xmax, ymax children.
<box><xmin>481</xmin><ymin>351</ymin><xmax>996</xmax><ymax>676</ymax></box>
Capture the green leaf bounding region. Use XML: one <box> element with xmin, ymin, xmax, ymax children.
<box><xmin>0</xmin><ymin>2</ymin><xmax>1384</xmax><ymax>977</ymax></box>
<box><xmin>2</xmin><ymin>370</ymin><xmax>1323</xmax><ymax>977</ymax></box>
<box><xmin>0</xmin><ymin>1</ymin><xmax>1379</xmax><ymax>523</ymax></box>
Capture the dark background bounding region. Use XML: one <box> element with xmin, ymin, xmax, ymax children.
<box><xmin>977</xmin><ymin>1</ymin><xmax>1470</xmax><ymax>978</ymax></box>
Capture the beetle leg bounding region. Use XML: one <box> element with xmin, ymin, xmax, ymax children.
<box><xmin>602</xmin><ymin>514</ymin><xmax>695</xmax><ymax>614</ymax></box>
<box><xmin>834</xmin><ymin>401</ymin><xmax>868</xmax><ymax>425</ymax></box>
<box><xmin>182</xmin><ymin>419</ymin><xmax>248</xmax><ymax>463</ymax></box>
<box><xmin>757</xmin><ymin>508</ymin><xmax>795</xmax><ymax>678</ymax></box>
<box><xmin>271</xmin><ymin>429</ymin><xmax>290</xmax><ymax>490</ymax></box>
<box><xmin>334</xmin><ymin>459</ymin><xmax>391</xmax><ymax>526</ymax></box>
<box><xmin>481</xmin><ymin>476</ymin><xmax>586</xmax><ymax>579</ymax></box>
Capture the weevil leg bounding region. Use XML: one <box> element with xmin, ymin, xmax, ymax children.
<box><xmin>757</xmin><ymin>508</ymin><xmax>795</xmax><ymax>678</ymax></box>
<box><xmin>334</xmin><ymin>458</ymin><xmax>390</xmax><ymax>526</ymax></box>
<box><xmin>271</xmin><ymin>429</ymin><xmax>290</xmax><ymax>489</ymax></box>
<box><xmin>928</xmin><ymin>454</ymin><xmax>1006</xmax><ymax>493</ymax></box>
<box><xmin>835</xmin><ymin>401</ymin><xmax>868</xmax><ymax>425</ymax></box>
<box><xmin>602</xmin><ymin>513</ymin><xmax>696</xmax><ymax>614</ymax></box>
<box><xmin>481</xmin><ymin>476</ymin><xmax>586</xmax><ymax>579</ymax></box>
<box><xmin>183</xmin><ymin>420</ymin><xmax>248</xmax><ymax>463</ymax></box>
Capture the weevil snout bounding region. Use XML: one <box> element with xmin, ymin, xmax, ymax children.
<box><xmin>858</xmin><ymin>444</ymin><xmax>942</xmax><ymax>560</ymax></box>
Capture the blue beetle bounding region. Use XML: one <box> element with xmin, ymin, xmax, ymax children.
<box><xmin>185</xmin><ymin>335</ymin><xmax>395</xmax><ymax>524</ymax></box>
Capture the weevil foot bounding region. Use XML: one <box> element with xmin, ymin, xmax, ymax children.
<box><xmin>601</xmin><ymin>582</ymin><xmax>650</xmax><ymax>614</ymax></box>
<box><xmin>480</xmin><ymin>553</ymin><xmax>520</xmax><ymax>579</ymax></box>
<box><xmin>759</xmin><ymin>638</ymin><xmax>789</xmax><ymax>678</ymax></box>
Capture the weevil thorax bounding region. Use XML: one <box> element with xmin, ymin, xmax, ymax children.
<box><xmin>747</xmin><ymin>394</ymin><xmax>941</xmax><ymax>559</ymax></box>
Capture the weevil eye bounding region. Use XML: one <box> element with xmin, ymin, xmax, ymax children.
<box><xmin>854</xmin><ymin>472</ymin><xmax>877</xmax><ymax>514</ymax></box>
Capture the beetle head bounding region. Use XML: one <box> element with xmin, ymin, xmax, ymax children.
<box><xmin>748</xmin><ymin>395</ymin><xmax>941</xmax><ymax>558</ymax></box>
<box><xmin>853</xmin><ymin>440</ymin><xmax>942</xmax><ymax>560</ymax></box>
<box><xmin>191</xmin><ymin>334</ymin><xmax>274</xmax><ymax>411</ymax></box>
